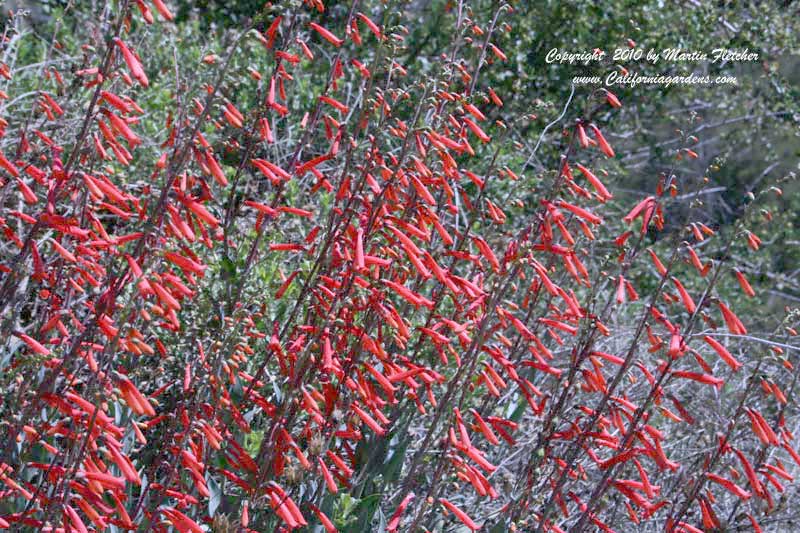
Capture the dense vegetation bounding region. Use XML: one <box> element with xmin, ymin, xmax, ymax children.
<box><xmin>0</xmin><ymin>1</ymin><xmax>798</xmax><ymax>532</ymax></box>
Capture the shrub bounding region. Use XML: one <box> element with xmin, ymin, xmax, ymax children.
<box><xmin>0</xmin><ymin>1</ymin><xmax>797</xmax><ymax>532</ymax></box>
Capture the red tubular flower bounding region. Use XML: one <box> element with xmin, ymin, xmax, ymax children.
<box><xmin>488</xmin><ymin>43</ymin><xmax>507</xmax><ymax>61</ymax></box>
<box><xmin>747</xmin><ymin>408</ymin><xmax>779</xmax><ymax>445</ymax></box>
<box><xmin>151</xmin><ymin>280</ymin><xmax>181</xmax><ymax>310</ymax></box>
<box><xmin>309</xmin><ymin>504</ymin><xmax>337</xmax><ymax>532</ymax></box>
<box><xmin>488</xmin><ymin>87</ymin><xmax>503</xmax><ymax>107</ymax></box>
<box><xmin>698</xmin><ymin>498</ymin><xmax>720</xmax><ymax>530</ymax></box>
<box><xmin>102</xmin><ymin>110</ymin><xmax>141</xmax><ymax>148</ymax></box>
<box><xmin>113</xmin><ymin>38</ymin><xmax>148</xmax><ymax>87</ymax></box>
<box><xmin>0</xmin><ymin>151</ymin><xmax>20</xmax><ymax>177</ymax></box>
<box><xmin>605</xmin><ymin>89</ymin><xmax>622</xmax><ymax>108</ymax></box>
<box><xmin>686</xmin><ymin>245</ymin><xmax>709</xmax><ymax>276</ymax></box>
<box><xmin>705</xmin><ymin>472</ymin><xmax>752</xmax><ymax>500</ymax></box>
<box><xmin>135</xmin><ymin>0</ymin><xmax>155</xmax><ymax>23</ymax></box>
<box><xmin>575</xmin><ymin>163</ymin><xmax>613</xmax><ymax>202</ymax></box>
<box><xmin>703</xmin><ymin>335</ymin><xmax>742</xmax><ymax>371</ymax></box>
<box><xmin>152</xmin><ymin>0</ymin><xmax>174</xmax><ymax>20</ymax></box>
<box><xmin>383</xmin><ymin>279</ymin><xmax>434</xmax><ymax>309</ymax></box>
<box><xmin>278</xmin><ymin>206</ymin><xmax>313</xmax><ymax>218</ymax></box>
<box><xmin>64</xmin><ymin>504</ymin><xmax>90</xmax><ymax>533</ymax></box>
<box><xmin>732</xmin><ymin>448</ymin><xmax>764</xmax><ymax>497</ymax></box>
<box><xmin>387</xmin><ymin>493</ymin><xmax>415</xmax><ymax>532</ymax></box>
<box><xmin>470</xmin><ymin>409</ymin><xmax>500</xmax><ymax>445</ymax></box>
<box><xmin>556</xmin><ymin>200</ymin><xmax>602</xmax><ymax>225</ymax></box>
<box><xmin>204</xmin><ymin>151</ymin><xmax>228</xmax><ymax>186</ymax></box>
<box><xmin>410</xmin><ymin>175</ymin><xmax>436</xmax><ymax>205</ymax></box>
<box><xmin>270</xmin><ymin>484</ymin><xmax>307</xmax><ymax>527</ymax></box>
<box><xmin>747</xmin><ymin>514</ymin><xmax>763</xmax><ymax>533</ymax></box>
<box><xmin>251</xmin><ymin>158</ymin><xmax>291</xmax><ymax>182</ymax></box>
<box><xmin>671</xmin><ymin>371</ymin><xmax>723</xmax><ymax>390</ymax></box>
<box><xmin>310</xmin><ymin>22</ymin><xmax>343</xmax><ymax>47</ymax></box>
<box><xmin>244</xmin><ymin>200</ymin><xmax>277</xmax><ymax>218</ymax></box>
<box><xmin>318</xmin><ymin>457</ymin><xmax>338</xmax><ymax>494</ymax></box>
<box><xmin>677</xmin><ymin>520</ymin><xmax>705</xmax><ymax>533</ymax></box>
<box><xmin>119</xmin><ymin>377</ymin><xmax>156</xmax><ymax>416</ymax></box>
<box><xmin>319</xmin><ymin>95</ymin><xmax>349</xmax><ymax>114</ymax></box>
<box><xmin>352</xmin><ymin>403</ymin><xmax>386</xmax><ymax>436</ymax></box>
<box><xmin>16</xmin><ymin>178</ymin><xmax>38</xmax><ymax>204</ymax></box>
<box><xmin>15</xmin><ymin>333</ymin><xmax>50</xmax><ymax>355</ymax></box>
<box><xmin>439</xmin><ymin>498</ymin><xmax>480</xmax><ymax>531</ymax></box>
<box><xmin>718</xmin><ymin>301</ymin><xmax>747</xmax><ymax>335</ymax></box>
<box><xmin>464</xmin><ymin>103</ymin><xmax>486</xmax><ymax>121</ymax></box>
<box><xmin>352</xmin><ymin>228</ymin><xmax>366</xmax><ymax>270</ymax></box>
<box><xmin>734</xmin><ymin>270</ymin><xmax>756</xmax><ymax>297</ymax></box>
<box><xmin>647</xmin><ymin>248</ymin><xmax>667</xmax><ymax>276</ymax></box>
<box><xmin>616</xmin><ymin>275</ymin><xmax>626</xmax><ymax>304</ymax></box>
<box><xmin>472</xmin><ymin>236</ymin><xmax>500</xmax><ymax>272</ymax></box>
<box><xmin>326</xmin><ymin>451</ymin><xmax>354</xmax><ymax>478</ymax></box>
<box><xmin>746</xmin><ymin>231</ymin><xmax>761</xmax><ymax>250</ymax></box>
<box><xmin>624</xmin><ymin>196</ymin><xmax>655</xmax><ymax>224</ymax></box>
<box><xmin>576</xmin><ymin>123</ymin><xmax>589</xmax><ymax>148</ymax></box>
<box><xmin>671</xmin><ymin>277</ymin><xmax>696</xmax><ymax>314</ymax></box>
<box><xmin>463</xmin><ymin>117</ymin><xmax>491</xmax><ymax>143</ymax></box>
<box><xmin>356</xmin><ymin>12</ymin><xmax>383</xmax><ymax>39</ymax></box>
<box><xmin>589</xmin><ymin>124</ymin><xmax>615</xmax><ymax>158</ymax></box>
<box><xmin>162</xmin><ymin>507</ymin><xmax>205</xmax><ymax>533</ymax></box>
<box><xmin>269</xmin><ymin>243</ymin><xmax>305</xmax><ymax>252</ymax></box>
<box><xmin>599</xmin><ymin>448</ymin><xmax>642</xmax><ymax>470</ymax></box>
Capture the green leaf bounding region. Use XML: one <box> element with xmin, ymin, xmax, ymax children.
<box><xmin>207</xmin><ymin>475</ymin><xmax>221</xmax><ymax>517</ymax></box>
<box><xmin>489</xmin><ymin>520</ymin><xmax>509</xmax><ymax>533</ymax></box>
<box><xmin>375</xmin><ymin>507</ymin><xmax>388</xmax><ymax>533</ymax></box>
<box><xmin>508</xmin><ymin>399</ymin><xmax>526</xmax><ymax>423</ymax></box>
<box><xmin>345</xmin><ymin>493</ymin><xmax>381</xmax><ymax>533</ymax></box>
<box><xmin>382</xmin><ymin>438</ymin><xmax>408</xmax><ymax>484</ymax></box>
<box><xmin>220</xmin><ymin>255</ymin><xmax>237</xmax><ymax>280</ymax></box>
<box><xmin>244</xmin><ymin>429</ymin><xmax>264</xmax><ymax>457</ymax></box>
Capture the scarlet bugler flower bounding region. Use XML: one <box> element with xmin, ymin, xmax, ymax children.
<box><xmin>310</xmin><ymin>22</ymin><xmax>344</xmax><ymax>47</ymax></box>
<box><xmin>439</xmin><ymin>498</ymin><xmax>480</xmax><ymax>531</ymax></box>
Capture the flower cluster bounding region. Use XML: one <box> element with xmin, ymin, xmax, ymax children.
<box><xmin>0</xmin><ymin>1</ymin><xmax>795</xmax><ymax>532</ymax></box>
